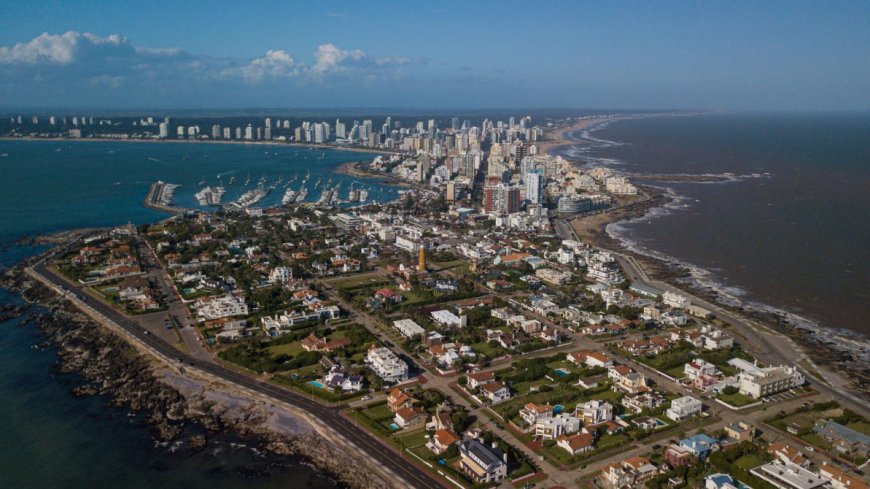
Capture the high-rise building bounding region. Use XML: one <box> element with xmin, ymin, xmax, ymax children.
<box><xmin>244</xmin><ymin>125</ymin><xmax>253</xmax><ymax>140</ymax></box>
<box><xmin>335</xmin><ymin>119</ymin><xmax>346</xmax><ymax>139</ymax></box>
<box><xmin>484</xmin><ymin>180</ymin><xmax>521</xmax><ymax>215</ymax></box>
<box><xmin>446</xmin><ymin>181</ymin><xmax>457</xmax><ymax>202</ymax></box>
<box><xmin>158</xmin><ymin>122</ymin><xmax>169</xmax><ymax>138</ymax></box>
<box><xmin>525</xmin><ymin>170</ymin><xmax>545</xmax><ymax>204</ymax></box>
<box><xmin>223</xmin><ymin>127</ymin><xmax>231</xmax><ymax>139</ymax></box>
<box><xmin>264</xmin><ymin>117</ymin><xmax>271</xmax><ymax>128</ymax></box>
<box><xmin>264</xmin><ymin>127</ymin><xmax>271</xmax><ymax>140</ymax></box>
<box><xmin>211</xmin><ymin>125</ymin><xmax>222</xmax><ymax>139</ymax></box>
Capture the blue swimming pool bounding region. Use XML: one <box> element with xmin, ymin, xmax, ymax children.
<box><xmin>554</xmin><ymin>368</ymin><xmax>569</xmax><ymax>377</ymax></box>
<box><xmin>553</xmin><ymin>405</ymin><xmax>564</xmax><ymax>414</ymax></box>
<box><xmin>307</xmin><ymin>381</ymin><xmax>325</xmax><ymax>389</ymax></box>
<box><xmin>389</xmin><ymin>423</ymin><xmax>400</xmax><ymax>431</ymax></box>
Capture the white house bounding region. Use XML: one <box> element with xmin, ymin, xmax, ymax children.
<box><xmin>663</xmin><ymin>291</ymin><xmax>691</xmax><ymax>309</ymax></box>
<box><xmin>393</xmin><ymin>318</ymin><xmax>425</xmax><ymax>338</ymax></box>
<box><xmin>535</xmin><ymin>413</ymin><xmax>581</xmax><ymax>440</ymax></box>
<box><xmin>575</xmin><ymin>400</ymin><xmax>614</xmax><ymax>425</ymax></box>
<box><xmin>365</xmin><ymin>347</ymin><xmax>409</xmax><ymax>383</ymax></box>
<box><xmin>667</xmin><ymin>396</ymin><xmax>703</xmax><ymax>421</ymax></box>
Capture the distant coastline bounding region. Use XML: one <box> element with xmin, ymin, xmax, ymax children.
<box><xmin>548</xmin><ymin>116</ymin><xmax>870</xmax><ymax>400</ymax></box>
<box><xmin>0</xmin><ymin>134</ymin><xmax>398</xmax><ymax>156</ymax></box>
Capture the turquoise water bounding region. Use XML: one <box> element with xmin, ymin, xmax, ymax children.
<box><xmin>308</xmin><ymin>381</ymin><xmax>325</xmax><ymax>389</ymax></box>
<box><xmin>0</xmin><ymin>139</ymin><xmax>398</xmax><ymax>242</ymax></box>
<box><xmin>0</xmin><ymin>139</ymin><xmax>399</xmax><ymax>488</ymax></box>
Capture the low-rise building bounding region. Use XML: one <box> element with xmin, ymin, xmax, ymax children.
<box><xmin>557</xmin><ymin>432</ymin><xmax>594</xmax><ymax>456</ymax></box>
<box><xmin>459</xmin><ymin>439</ymin><xmax>507</xmax><ymax>484</ymax></box>
<box><xmin>365</xmin><ymin>347</ymin><xmax>409</xmax><ymax>383</ymax></box>
<box><xmin>393</xmin><ymin>318</ymin><xmax>425</xmax><ymax>338</ymax></box>
<box><xmin>575</xmin><ymin>400</ymin><xmax>614</xmax><ymax>425</ymax></box>
<box><xmin>599</xmin><ymin>456</ymin><xmax>658</xmax><ymax>489</ymax></box>
<box><xmin>738</xmin><ymin>365</ymin><xmax>805</xmax><ymax>398</ymax></box>
<box><xmin>751</xmin><ymin>461</ymin><xmax>830</xmax><ymax>489</ymax></box>
<box><xmin>535</xmin><ymin>413</ymin><xmax>581</xmax><ymax>440</ymax></box>
<box><xmin>666</xmin><ymin>396</ymin><xmax>703</xmax><ymax>421</ymax></box>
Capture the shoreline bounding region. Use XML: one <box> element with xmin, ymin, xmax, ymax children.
<box><xmin>549</xmin><ymin>118</ymin><xmax>870</xmax><ymax>401</ymax></box>
<box><xmin>0</xmin><ymin>134</ymin><xmax>402</xmax><ymax>156</ymax></box>
<box><xmin>0</xmin><ymin>257</ymin><xmax>391</xmax><ymax>489</ymax></box>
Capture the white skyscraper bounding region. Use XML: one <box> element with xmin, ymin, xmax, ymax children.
<box><xmin>158</xmin><ymin>122</ymin><xmax>169</xmax><ymax>138</ymax></box>
<box><xmin>525</xmin><ymin>170</ymin><xmax>545</xmax><ymax>204</ymax></box>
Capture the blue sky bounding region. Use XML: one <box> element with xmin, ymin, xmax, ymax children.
<box><xmin>1</xmin><ymin>1</ymin><xmax>868</xmax><ymax>110</ymax></box>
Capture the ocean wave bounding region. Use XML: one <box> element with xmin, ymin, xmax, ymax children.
<box><xmin>606</xmin><ymin>186</ymin><xmax>870</xmax><ymax>362</ymax></box>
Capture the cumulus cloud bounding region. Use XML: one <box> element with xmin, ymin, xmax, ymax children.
<box><xmin>0</xmin><ymin>31</ymin><xmax>131</xmax><ymax>65</ymax></box>
<box><xmin>0</xmin><ymin>31</ymin><xmax>422</xmax><ymax>107</ymax></box>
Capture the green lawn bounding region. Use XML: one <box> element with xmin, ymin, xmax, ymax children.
<box><xmin>734</xmin><ymin>454</ymin><xmax>764</xmax><ymax>470</ymax></box>
<box><xmin>266</xmin><ymin>341</ymin><xmax>305</xmax><ymax>357</ymax></box>
<box><xmin>718</xmin><ymin>392</ymin><xmax>758</xmax><ymax>407</ymax></box>
<box><xmin>800</xmin><ymin>433</ymin><xmax>832</xmax><ymax>450</ymax></box>
<box><xmin>330</xmin><ymin>275</ymin><xmax>390</xmax><ymax>290</ymax></box>
<box><xmin>362</xmin><ymin>401</ymin><xmax>393</xmax><ymax>421</ymax></box>
<box><xmin>396</xmin><ymin>429</ymin><xmax>430</xmax><ymax>448</ymax></box>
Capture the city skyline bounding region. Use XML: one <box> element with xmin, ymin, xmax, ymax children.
<box><xmin>1</xmin><ymin>1</ymin><xmax>869</xmax><ymax>111</ymax></box>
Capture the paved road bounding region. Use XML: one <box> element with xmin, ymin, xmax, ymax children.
<box><xmin>32</xmin><ymin>261</ymin><xmax>445</xmax><ymax>489</ymax></box>
<box><xmin>556</xmin><ymin>217</ymin><xmax>868</xmax><ymax>416</ymax></box>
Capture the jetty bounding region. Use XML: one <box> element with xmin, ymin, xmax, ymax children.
<box><xmin>143</xmin><ymin>181</ymin><xmax>188</xmax><ymax>214</ymax></box>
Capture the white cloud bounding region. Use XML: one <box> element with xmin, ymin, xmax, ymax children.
<box><xmin>228</xmin><ymin>49</ymin><xmax>300</xmax><ymax>82</ymax></box>
<box><xmin>0</xmin><ymin>31</ymin><xmax>129</xmax><ymax>65</ymax></box>
<box><xmin>311</xmin><ymin>43</ymin><xmax>367</xmax><ymax>75</ymax></box>
<box><xmin>0</xmin><ymin>32</ymin><xmax>424</xmax><ymax>107</ymax></box>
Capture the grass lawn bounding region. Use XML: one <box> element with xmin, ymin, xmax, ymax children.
<box><xmin>846</xmin><ymin>421</ymin><xmax>870</xmax><ymax>436</ymax></box>
<box><xmin>597</xmin><ymin>433</ymin><xmax>630</xmax><ymax>449</ymax></box>
<box><xmin>718</xmin><ymin>392</ymin><xmax>758</xmax><ymax>407</ymax></box>
<box><xmin>800</xmin><ymin>433</ymin><xmax>832</xmax><ymax>450</ymax></box>
<box><xmin>665</xmin><ymin>366</ymin><xmax>686</xmax><ymax>379</ymax></box>
<box><xmin>266</xmin><ymin>341</ymin><xmax>305</xmax><ymax>357</ymax></box>
<box><xmin>330</xmin><ymin>275</ymin><xmax>390</xmax><ymax>290</ymax></box>
<box><xmin>362</xmin><ymin>401</ymin><xmax>393</xmax><ymax>421</ymax></box>
<box><xmin>734</xmin><ymin>454</ymin><xmax>764</xmax><ymax>470</ymax></box>
<box><xmin>471</xmin><ymin>341</ymin><xmax>501</xmax><ymax>358</ymax></box>
<box><xmin>396</xmin><ymin>429</ymin><xmax>429</xmax><ymax>448</ymax></box>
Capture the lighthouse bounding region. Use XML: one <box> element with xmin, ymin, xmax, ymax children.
<box><xmin>417</xmin><ymin>244</ymin><xmax>427</xmax><ymax>272</ymax></box>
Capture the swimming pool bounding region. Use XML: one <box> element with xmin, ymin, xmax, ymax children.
<box><xmin>307</xmin><ymin>381</ymin><xmax>325</xmax><ymax>389</ymax></box>
<box><xmin>554</xmin><ymin>368</ymin><xmax>569</xmax><ymax>377</ymax></box>
<box><xmin>389</xmin><ymin>423</ymin><xmax>400</xmax><ymax>431</ymax></box>
<box><xmin>553</xmin><ymin>405</ymin><xmax>564</xmax><ymax>414</ymax></box>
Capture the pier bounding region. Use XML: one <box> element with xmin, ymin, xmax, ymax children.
<box><xmin>143</xmin><ymin>181</ymin><xmax>189</xmax><ymax>214</ymax></box>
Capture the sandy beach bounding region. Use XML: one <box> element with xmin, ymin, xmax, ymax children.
<box><xmin>537</xmin><ymin>116</ymin><xmax>615</xmax><ymax>155</ymax></box>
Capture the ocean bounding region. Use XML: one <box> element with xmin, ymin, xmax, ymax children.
<box><xmin>557</xmin><ymin>112</ymin><xmax>870</xmax><ymax>341</ymax></box>
<box><xmin>0</xmin><ymin>139</ymin><xmax>399</xmax><ymax>488</ymax></box>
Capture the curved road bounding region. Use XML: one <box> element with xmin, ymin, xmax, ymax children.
<box><xmin>31</xmin><ymin>261</ymin><xmax>445</xmax><ymax>489</ymax></box>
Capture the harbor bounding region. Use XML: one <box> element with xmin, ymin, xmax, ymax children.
<box><xmin>143</xmin><ymin>181</ymin><xmax>188</xmax><ymax>214</ymax></box>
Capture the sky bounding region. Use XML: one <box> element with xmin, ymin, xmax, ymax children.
<box><xmin>0</xmin><ymin>1</ymin><xmax>868</xmax><ymax>111</ymax></box>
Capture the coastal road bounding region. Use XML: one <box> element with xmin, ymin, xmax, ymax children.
<box><xmin>31</xmin><ymin>260</ymin><xmax>446</xmax><ymax>489</ymax></box>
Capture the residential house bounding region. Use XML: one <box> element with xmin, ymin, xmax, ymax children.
<box><xmin>394</xmin><ymin>407</ymin><xmax>427</xmax><ymax>430</ymax></box>
<box><xmin>557</xmin><ymin>433</ymin><xmax>595</xmax><ymax>456</ymax></box>
<box><xmin>479</xmin><ymin>382</ymin><xmax>511</xmax><ymax>404</ymax></box>
<box><xmin>466</xmin><ymin>371</ymin><xmax>496</xmax><ymax>390</ymax></box>
<box><xmin>458</xmin><ymin>439</ymin><xmax>508</xmax><ymax>484</ymax></box>
<box><xmin>535</xmin><ymin>413</ymin><xmax>581</xmax><ymax>440</ymax></box>
<box><xmin>599</xmin><ymin>456</ymin><xmax>658</xmax><ymax>489</ymax></box>
<box><xmin>819</xmin><ymin>464</ymin><xmax>869</xmax><ymax>489</ymax></box>
<box><xmin>426</xmin><ymin>429</ymin><xmax>461</xmax><ymax>455</ymax></box>
<box><xmin>387</xmin><ymin>388</ymin><xmax>415</xmax><ymax>413</ymax></box>
<box><xmin>575</xmin><ymin>400</ymin><xmax>614</xmax><ymax>425</ymax></box>
<box><xmin>667</xmin><ymin>396</ymin><xmax>703</xmax><ymax>421</ymax></box>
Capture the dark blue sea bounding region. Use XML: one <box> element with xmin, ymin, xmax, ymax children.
<box><xmin>557</xmin><ymin>112</ymin><xmax>870</xmax><ymax>343</ymax></box>
<box><xmin>0</xmin><ymin>140</ymin><xmax>397</xmax><ymax>488</ymax></box>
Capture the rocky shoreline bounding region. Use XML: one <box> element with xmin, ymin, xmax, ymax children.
<box><xmin>567</xmin><ymin>184</ymin><xmax>870</xmax><ymax>400</ymax></box>
<box><xmin>0</xmin><ymin>262</ymin><xmax>388</xmax><ymax>489</ymax></box>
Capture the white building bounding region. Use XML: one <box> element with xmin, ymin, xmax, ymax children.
<box><xmin>666</xmin><ymin>396</ymin><xmax>703</xmax><ymax>421</ymax></box>
<box><xmin>663</xmin><ymin>291</ymin><xmax>691</xmax><ymax>309</ymax></box>
<box><xmin>738</xmin><ymin>365</ymin><xmax>805</xmax><ymax>399</ymax></box>
<box><xmin>269</xmin><ymin>266</ymin><xmax>293</xmax><ymax>283</ymax></box>
<box><xmin>393</xmin><ymin>319</ymin><xmax>425</xmax><ymax>338</ymax></box>
<box><xmin>535</xmin><ymin>413</ymin><xmax>581</xmax><ymax>440</ymax></box>
<box><xmin>365</xmin><ymin>347</ymin><xmax>409</xmax><ymax>383</ymax></box>
<box><xmin>586</xmin><ymin>261</ymin><xmax>624</xmax><ymax>285</ymax></box>
<box><xmin>196</xmin><ymin>295</ymin><xmax>249</xmax><ymax>321</ymax></box>
<box><xmin>575</xmin><ymin>400</ymin><xmax>614</xmax><ymax>425</ymax></box>
<box><xmin>751</xmin><ymin>461</ymin><xmax>830</xmax><ymax>489</ymax></box>
<box><xmin>431</xmin><ymin>309</ymin><xmax>462</xmax><ymax>327</ymax></box>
